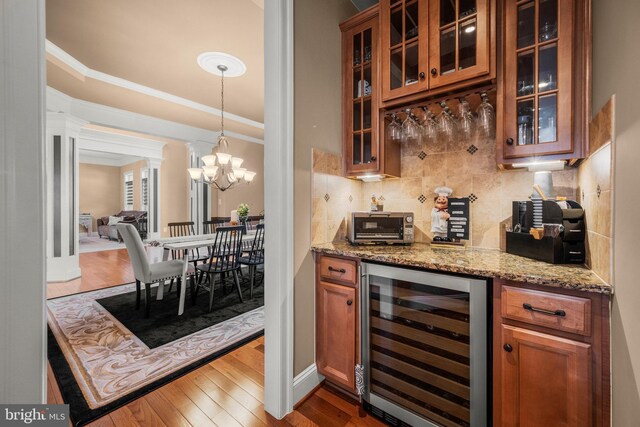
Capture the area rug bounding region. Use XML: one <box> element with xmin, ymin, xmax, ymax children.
<box><xmin>47</xmin><ymin>281</ymin><xmax>264</xmax><ymax>426</ymax></box>
<box><xmin>79</xmin><ymin>235</ymin><xmax>126</xmax><ymax>253</ymax></box>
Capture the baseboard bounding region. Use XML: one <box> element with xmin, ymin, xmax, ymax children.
<box><xmin>293</xmin><ymin>363</ymin><xmax>325</xmax><ymax>405</ymax></box>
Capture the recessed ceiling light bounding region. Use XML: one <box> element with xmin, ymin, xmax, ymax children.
<box><xmin>197</xmin><ymin>52</ymin><xmax>247</xmax><ymax>77</ymax></box>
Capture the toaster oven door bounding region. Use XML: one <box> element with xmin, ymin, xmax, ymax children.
<box><xmin>353</xmin><ymin>216</ymin><xmax>404</xmax><ymax>240</ymax></box>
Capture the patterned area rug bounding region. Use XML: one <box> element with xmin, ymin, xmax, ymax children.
<box><xmin>47</xmin><ymin>282</ymin><xmax>264</xmax><ymax>426</ymax></box>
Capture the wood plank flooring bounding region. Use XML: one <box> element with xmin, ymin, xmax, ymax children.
<box><xmin>46</xmin><ymin>249</ymin><xmax>386</xmax><ymax>426</ymax></box>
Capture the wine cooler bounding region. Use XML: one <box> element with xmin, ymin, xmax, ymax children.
<box><xmin>360</xmin><ymin>263</ymin><xmax>489</xmax><ymax>427</ymax></box>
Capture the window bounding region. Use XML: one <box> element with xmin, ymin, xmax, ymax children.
<box><xmin>141</xmin><ymin>169</ymin><xmax>149</xmax><ymax>211</ymax></box>
<box><xmin>124</xmin><ymin>171</ymin><xmax>134</xmax><ymax>210</ymax></box>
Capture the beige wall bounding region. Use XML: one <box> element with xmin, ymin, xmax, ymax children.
<box><xmin>211</xmin><ymin>137</ymin><xmax>265</xmax><ymax>218</ymax></box>
<box><xmin>79</xmin><ymin>163</ymin><xmax>122</xmax><ymax>231</ymax></box>
<box><xmin>160</xmin><ymin>140</ymin><xmax>189</xmax><ymax>237</ymax></box>
<box><xmin>293</xmin><ymin>0</ymin><xmax>356</xmax><ymax>376</ymax></box>
<box><xmin>592</xmin><ymin>0</ymin><xmax>640</xmax><ymax>424</ymax></box>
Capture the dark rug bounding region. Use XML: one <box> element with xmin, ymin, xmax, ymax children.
<box><xmin>47</xmin><ymin>278</ymin><xmax>264</xmax><ymax>427</ymax></box>
<box><xmin>97</xmin><ymin>279</ymin><xmax>264</xmax><ymax>348</ymax></box>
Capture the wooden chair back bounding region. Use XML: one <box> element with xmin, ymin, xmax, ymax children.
<box><xmin>203</xmin><ymin>225</ymin><xmax>245</xmax><ymax>273</ymax></box>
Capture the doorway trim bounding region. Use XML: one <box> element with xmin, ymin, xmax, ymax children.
<box><xmin>263</xmin><ymin>0</ymin><xmax>295</xmax><ymax>419</ymax></box>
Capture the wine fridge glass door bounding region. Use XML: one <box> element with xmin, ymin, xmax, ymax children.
<box><xmin>361</xmin><ymin>263</ymin><xmax>488</xmax><ymax>427</ymax></box>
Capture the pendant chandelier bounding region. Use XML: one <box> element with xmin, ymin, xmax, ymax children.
<box><xmin>188</xmin><ymin>61</ymin><xmax>256</xmax><ymax>191</ymax></box>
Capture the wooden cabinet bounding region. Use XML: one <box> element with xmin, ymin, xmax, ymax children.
<box><xmin>315</xmin><ymin>255</ymin><xmax>360</xmax><ymax>394</ymax></box>
<box><xmin>497</xmin><ymin>0</ymin><xmax>589</xmax><ymax>163</ymax></box>
<box><xmin>428</xmin><ymin>0</ymin><xmax>493</xmax><ymax>89</ymax></box>
<box><xmin>493</xmin><ymin>280</ymin><xmax>610</xmax><ymax>427</ymax></box>
<box><xmin>342</xmin><ymin>8</ymin><xmax>401</xmax><ymax>178</ymax></box>
<box><xmin>379</xmin><ymin>0</ymin><xmax>495</xmax><ymax>104</ymax></box>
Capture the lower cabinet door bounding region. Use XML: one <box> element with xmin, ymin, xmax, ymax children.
<box><xmin>500</xmin><ymin>325</ymin><xmax>592</xmax><ymax>427</ymax></box>
<box><xmin>316</xmin><ymin>280</ymin><xmax>357</xmax><ymax>392</ymax></box>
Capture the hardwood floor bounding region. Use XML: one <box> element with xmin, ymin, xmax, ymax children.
<box><xmin>46</xmin><ymin>249</ymin><xmax>385</xmax><ymax>426</ymax></box>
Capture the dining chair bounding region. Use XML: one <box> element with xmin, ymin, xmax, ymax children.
<box><xmin>239</xmin><ymin>224</ymin><xmax>264</xmax><ymax>298</ymax></box>
<box><xmin>117</xmin><ymin>223</ymin><xmax>187</xmax><ymax>318</ymax></box>
<box><xmin>203</xmin><ymin>219</ymin><xmax>224</xmax><ymax>234</ymax></box>
<box><xmin>194</xmin><ymin>225</ymin><xmax>245</xmax><ymax>312</ymax></box>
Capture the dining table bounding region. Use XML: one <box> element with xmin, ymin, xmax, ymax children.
<box><xmin>149</xmin><ymin>230</ymin><xmax>256</xmax><ymax>315</ymax></box>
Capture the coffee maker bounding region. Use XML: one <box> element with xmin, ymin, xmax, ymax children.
<box><xmin>507</xmin><ymin>200</ymin><xmax>585</xmax><ymax>264</ymax></box>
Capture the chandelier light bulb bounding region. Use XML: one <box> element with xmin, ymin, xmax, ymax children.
<box><xmin>230</xmin><ymin>157</ymin><xmax>244</xmax><ymax>169</ymax></box>
<box><xmin>203</xmin><ymin>165</ymin><xmax>219</xmax><ymax>179</ymax></box>
<box><xmin>201</xmin><ymin>155</ymin><xmax>216</xmax><ymax>166</ymax></box>
<box><xmin>188</xmin><ymin>168</ymin><xmax>203</xmax><ymax>180</ymax></box>
<box><xmin>233</xmin><ymin>168</ymin><xmax>247</xmax><ymax>180</ymax></box>
<box><xmin>216</xmin><ymin>152</ymin><xmax>232</xmax><ymax>165</ymax></box>
<box><xmin>244</xmin><ymin>171</ymin><xmax>256</xmax><ymax>182</ymax></box>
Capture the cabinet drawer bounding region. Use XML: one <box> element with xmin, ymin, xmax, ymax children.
<box><xmin>319</xmin><ymin>256</ymin><xmax>357</xmax><ymax>285</ymax></box>
<box><xmin>501</xmin><ymin>286</ymin><xmax>591</xmax><ymax>336</ymax></box>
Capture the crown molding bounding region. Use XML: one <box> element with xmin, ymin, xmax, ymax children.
<box><xmin>78</xmin><ymin>127</ymin><xmax>165</xmax><ymax>160</ymax></box>
<box><xmin>78</xmin><ymin>151</ymin><xmax>142</xmax><ymax>167</ymax></box>
<box><xmin>47</xmin><ymin>86</ymin><xmax>264</xmax><ymax>145</ymax></box>
<box><xmin>46</xmin><ymin>39</ymin><xmax>264</xmax><ymax>131</ymax></box>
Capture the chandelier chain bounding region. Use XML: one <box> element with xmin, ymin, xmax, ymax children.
<box><xmin>220</xmin><ymin>68</ymin><xmax>225</xmax><ymax>136</ymax></box>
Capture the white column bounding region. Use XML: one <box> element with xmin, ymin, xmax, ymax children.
<box><xmin>187</xmin><ymin>142</ymin><xmax>215</xmax><ymax>233</ymax></box>
<box><xmin>46</xmin><ymin>112</ymin><xmax>87</xmax><ymax>282</ymax></box>
<box><xmin>0</xmin><ymin>0</ymin><xmax>47</xmax><ymax>403</ymax></box>
<box><xmin>147</xmin><ymin>158</ymin><xmax>162</xmax><ymax>240</ymax></box>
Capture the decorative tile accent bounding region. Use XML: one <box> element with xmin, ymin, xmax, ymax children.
<box><xmin>467</xmin><ymin>144</ymin><xmax>478</xmax><ymax>155</ymax></box>
<box><xmin>324</xmin><ymin>193</ymin><xmax>330</xmax><ymax>202</ymax></box>
<box><xmin>378</xmin><ymin>195</ymin><xmax>385</xmax><ymax>202</ymax></box>
<box><xmin>349</xmin><ymin>195</ymin><xmax>353</xmax><ymax>202</ymax></box>
<box><xmin>597</xmin><ymin>184</ymin><xmax>601</xmax><ymax>198</ymax></box>
<box><xmin>418</xmin><ymin>151</ymin><xmax>427</xmax><ymax>160</ymax></box>
<box><xmin>469</xmin><ymin>193</ymin><xmax>478</xmax><ymax>203</ymax></box>
<box><xmin>418</xmin><ymin>194</ymin><xmax>426</xmax><ymax>203</ymax></box>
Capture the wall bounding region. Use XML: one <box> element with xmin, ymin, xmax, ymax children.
<box><xmin>577</xmin><ymin>99</ymin><xmax>614</xmax><ymax>284</ymax></box>
<box><xmin>79</xmin><ymin>163</ymin><xmax>122</xmax><ymax>231</ymax></box>
<box><xmin>211</xmin><ymin>137</ymin><xmax>265</xmax><ymax>218</ymax></box>
<box><xmin>312</xmin><ymin>135</ymin><xmax>577</xmax><ymax>249</ymax></box>
<box><xmin>592</xmin><ymin>0</ymin><xmax>640</xmax><ymax>424</ymax></box>
<box><xmin>293</xmin><ymin>0</ymin><xmax>356</xmax><ymax>376</ymax></box>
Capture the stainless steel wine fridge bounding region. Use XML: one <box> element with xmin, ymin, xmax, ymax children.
<box><xmin>360</xmin><ymin>263</ymin><xmax>488</xmax><ymax>427</ymax></box>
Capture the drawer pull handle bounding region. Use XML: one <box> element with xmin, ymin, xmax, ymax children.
<box><xmin>523</xmin><ymin>303</ymin><xmax>566</xmax><ymax>317</ymax></box>
<box><xmin>328</xmin><ymin>266</ymin><xmax>347</xmax><ymax>274</ymax></box>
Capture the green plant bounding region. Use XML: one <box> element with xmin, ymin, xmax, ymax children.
<box><xmin>237</xmin><ymin>203</ymin><xmax>250</xmax><ymax>218</ymax></box>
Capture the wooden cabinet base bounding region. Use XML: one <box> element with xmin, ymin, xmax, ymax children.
<box><xmin>493</xmin><ymin>279</ymin><xmax>610</xmax><ymax>427</ymax></box>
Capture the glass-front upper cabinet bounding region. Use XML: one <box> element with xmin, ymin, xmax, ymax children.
<box><xmin>428</xmin><ymin>0</ymin><xmax>492</xmax><ymax>89</ymax></box>
<box><xmin>501</xmin><ymin>0</ymin><xmax>575</xmax><ymax>160</ymax></box>
<box><xmin>342</xmin><ymin>10</ymin><xmax>380</xmax><ymax>174</ymax></box>
<box><xmin>380</xmin><ymin>0</ymin><xmax>429</xmax><ymax>101</ymax></box>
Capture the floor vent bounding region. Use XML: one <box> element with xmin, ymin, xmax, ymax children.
<box><xmin>363</xmin><ymin>401</ymin><xmax>412</xmax><ymax>427</ymax></box>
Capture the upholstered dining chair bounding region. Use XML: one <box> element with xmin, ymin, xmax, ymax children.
<box><xmin>239</xmin><ymin>224</ymin><xmax>264</xmax><ymax>298</ymax></box>
<box><xmin>117</xmin><ymin>223</ymin><xmax>186</xmax><ymax>318</ymax></box>
<box><xmin>194</xmin><ymin>225</ymin><xmax>245</xmax><ymax>312</ymax></box>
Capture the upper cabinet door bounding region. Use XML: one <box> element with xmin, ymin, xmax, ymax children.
<box><xmin>343</xmin><ymin>15</ymin><xmax>380</xmax><ymax>174</ymax></box>
<box><xmin>380</xmin><ymin>0</ymin><xmax>430</xmax><ymax>101</ymax></box>
<box><xmin>501</xmin><ymin>0</ymin><xmax>574</xmax><ymax>159</ymax></box>
<box><xmin>428</xmin><ymin>0</ymin><xmax>492</xmax><ymax>89</ymax></box>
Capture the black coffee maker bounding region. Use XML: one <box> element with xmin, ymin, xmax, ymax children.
<box><xmin>507</xmin><ymin>200</ymin><xmax>585</xmax><ymax>264</ymax></box>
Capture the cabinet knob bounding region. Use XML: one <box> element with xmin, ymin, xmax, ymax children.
<box><xmin>370</xmin><ymin>156</ymin><xmax>377</xmax><ymax>161</ymax></box>
<box><xmin>430</xmin><ymin>68</ymin><xmax>438</xmax><ymax>76</ymax></box>
<box><xmin>506</xmin><ymin>138</ymin><xmax>514</xmax><ymax>146</ymax></box>
<box><xmin>503</xmin><ymin>343</ymin><xmax>513</xmax><ymax>353</ymax></box>
<box><xmin>347</xmin><ymin>300</ymin><xmax>353</xmax><ymax>306</ymax></box>
<box><xmin>419</xmin><ymin>71</ymin><xmax>426</xmax><ymax>79</ymax></box>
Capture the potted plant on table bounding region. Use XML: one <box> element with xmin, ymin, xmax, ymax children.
<box><xmin>237</xmin><ymin>203</ymin><xmax>250</xmax><ymax>223</ymax></box>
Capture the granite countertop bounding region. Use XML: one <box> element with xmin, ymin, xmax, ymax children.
<box><xmin>311</xmin><ymin>241</ymin><xmax>613</xmax><ymax>295</ymax></box>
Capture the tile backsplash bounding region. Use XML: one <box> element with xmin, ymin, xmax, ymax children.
<box><xmin>312</xmin><ymin>134</ymin><xmax>577</xmax><ymax>249</ymax></box>
<box><xmin>577</xmin><ymin>97</ymin><xmax>615</xmax><ymax>284</ymax></box>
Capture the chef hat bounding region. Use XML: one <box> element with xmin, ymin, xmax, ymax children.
<box><xmin>434</xmin><ymin>186</ymin><xmax>453</xmax><ymax>197</ymax></box>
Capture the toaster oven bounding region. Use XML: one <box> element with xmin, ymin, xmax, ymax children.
<box><xmin>347</xmin><ymin>212</ymin><xmax>414</xmax><ymax>245</ymax></box>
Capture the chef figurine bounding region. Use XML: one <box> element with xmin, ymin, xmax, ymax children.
<box><xmin>431</xmin><ymin>186</ymin><xmax>453</xmax><ymax>242</ymax></box>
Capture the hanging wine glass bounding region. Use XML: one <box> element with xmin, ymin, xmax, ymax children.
<box><xmin>386</xmin><ymin>113</ymin><xmax>402</xmax><ymax>143</ymax></box>
<box><xmin>420</xmin><ymin>107</ymin><xmax>438</xmax><ymax>145</ymax></box>
<box><xmin>457</xmin><ymin>97</ymin><xmax>475</xmax><ymax>140</ymax></box>
<box><xmin>437</xmin><ymin>101</ymin><xmax>457</xmax><ymax>142</ymax></box>
<box><xmin>476</xmin><ymin>92</ymin><xmax>495</xmax><ymax>138</ymax></box>
<box><xmin>401</xmin><ymin>108</ymin><xmax>420</xmax><ymax>142</ymax></box>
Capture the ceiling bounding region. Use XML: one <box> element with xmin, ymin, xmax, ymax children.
<box><xmin>46</xmin><ymin>0</ymin><xmax>264</xmax><ymax>139</ymax></box>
